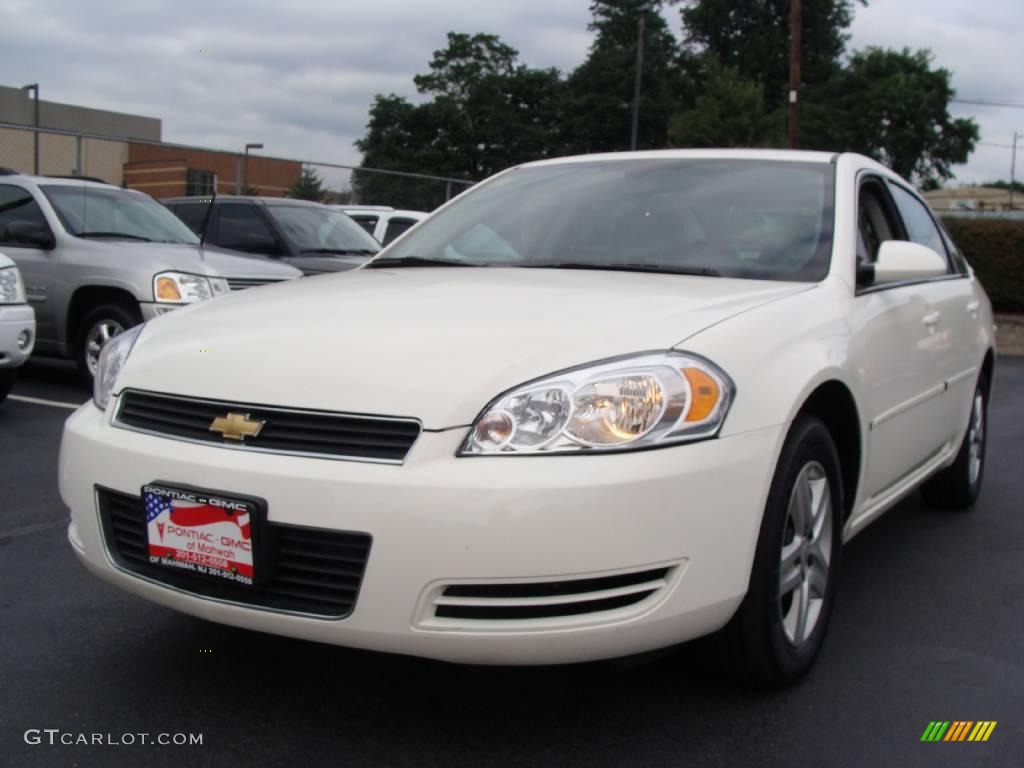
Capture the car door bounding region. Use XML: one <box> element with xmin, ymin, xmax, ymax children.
<box><xmin>850</xmin><ymin>176</ymin><xmax>950</xmax><ymax>498</ymax></box>
<box><xmin>0</xmin><ymin>184</ymin><xmax>59</xmax><ymax>345</ymax></box>
<box><xmin>886</xmin><ymin>181</ymin><xmax>979</xmax><ymax>446</ymax></box>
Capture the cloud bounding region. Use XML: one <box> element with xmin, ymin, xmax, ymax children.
<box><xmin>0</xmin><ymin>0</ymin><xmax>1019</xmax><ymax>184</ymax></box>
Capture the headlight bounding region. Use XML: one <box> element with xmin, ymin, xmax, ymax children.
<box><xmin>93</xmin><ymin>324</ymin><xmax>144</xmax><ymax>410</ymax></box>
<box><xmin>0</xmin><ymin>266</ymin><xmax>27</xmax><ymax>304</ymax></box>
<box><xmin>153</xmin><ymin>272</ymin><xmax>221</xmax><ymax>304</ymax></box>
<box><xmin>459</xmin><ymin>352</ymin><xmax>734</xmax><ymax>455</ymax></box>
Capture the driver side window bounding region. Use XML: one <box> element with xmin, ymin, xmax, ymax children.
<box><xmin>857</xmin><ymin>181</ymin><xmax>899</xmax><ymax>265</ymax></box>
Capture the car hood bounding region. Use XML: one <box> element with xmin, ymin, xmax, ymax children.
<box><xmin>118</xmin><ymin>267</ymin><xmax>809</xmax><ymax>429</ymax></box>
<box><xmin>75</xmin><ymin>240</ymin><xmax>301</xmax><ymax>280</ymax></box>
<box><xmin>285</xmin><ymin>253</ymin><xmax>371</xmax><ymax>275</ymax></box>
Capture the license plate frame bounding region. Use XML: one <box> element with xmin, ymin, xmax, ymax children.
<box><xmin>141</xmin><ymin>482</ymin><xmax>268</xmax><ymax>587</ymax></box>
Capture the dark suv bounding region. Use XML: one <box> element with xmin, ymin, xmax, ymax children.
<box><xmin>162</xmin><ymin>196</ymin><xmax>381</xmax><ymax>275</ymax></box>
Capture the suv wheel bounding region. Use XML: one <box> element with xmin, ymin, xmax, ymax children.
<box><xmin>0</xmin><ymin>369</ymin><xmax>14</xmax><ymax>403</ymax></box>
<box><xmin>76</xmin><ymin>303</ymin><xmax>142</xmax><ymax>384</ymax></box>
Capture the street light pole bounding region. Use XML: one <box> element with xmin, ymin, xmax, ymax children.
<box><xmin>243</xmin><ymin>142</ymin><xmax>263</xmax><ymax>194</ymax></box>
<box><xmin>788</xmin><ymin>0</ymin><xmax>802</xmax><ymax>149</ymax></box>
<box><xmin>1010</xmin><ymin>131</ymin><xmax>1019</xmax><ymax>211</ymax></box>
<box><xmin>630</xmin><ymin>13</ymin><xmax>646</xmax><ymax>151</ymax></box>
<box><xmin>22</xmin><ymin>84</ymin><xmax>39</xmax><ymax>174</ymax></box>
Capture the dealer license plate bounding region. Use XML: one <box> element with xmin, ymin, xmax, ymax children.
<box><xmin>142</xmin><ymin>484</ymin><xmax>256</xmax><ymax>586</ymax></box>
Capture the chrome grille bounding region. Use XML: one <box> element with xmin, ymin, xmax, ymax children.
<box><xmin>226</xmin><ymin>277</ymin><xmax>285</xmax><ymax>291</ymax></box>
<box><xmin>114</xmin><ymin>390</ymin><xmax>421</xmax><ymax>463</ymax></box>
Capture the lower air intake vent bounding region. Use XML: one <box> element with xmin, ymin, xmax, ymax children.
<box><xmin>97</xmin><ymin>488</ymin><xmax>371</xmax><ymax>619</ymax></box>
<box><xmin>433</xmin><ymin>567</ymin><xmax>672</xmax><ymax>621</ymax></box>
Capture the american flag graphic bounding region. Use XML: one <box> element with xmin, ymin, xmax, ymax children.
<box><xmin>144</xmin><ymin>493</ymin><xmax>251</xmax><ymax>539</ymax></box>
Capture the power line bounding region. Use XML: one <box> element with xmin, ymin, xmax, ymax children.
<box><xmin>951</xmin><ymin>97</ymin><xmax>1024</xmax><ymax>109</ymax></box>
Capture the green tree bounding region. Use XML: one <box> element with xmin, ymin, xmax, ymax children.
<box><xmin>668</xmin><ymin>55</ymin><xmax>784</xmax><ymax>147</ymax></box>
<box><xmin>355</xmin><ymin>32</ymin><xmax>567</xmax><ymax>208</ymax></box>
<box><xmin>803</xmin><ymin>48</ymin><xmax>978</xmax><ymax>184</ymax></box>
<box><xmin>677</xmin><ymin>0</ymin><xmax>862</xmax><ymax>110</ymax></box>
<box><xmin>563</xmin><ymin>0</ymin><xmax>684</xmax><ymax>153</ymax></box>
<box><xmin>288</xmin><ymin>167</ymin><xmax>328</xmax><ymax>201</ymax></box>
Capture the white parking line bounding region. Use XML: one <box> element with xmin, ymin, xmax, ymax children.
<box><xmin>8</xmin><ymin>394</ymin><xmax>84</xmax><ymax>411</ymax></box>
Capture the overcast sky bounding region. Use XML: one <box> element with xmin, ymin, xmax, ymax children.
<box><xmin>1</xmin><ymin>0</ymin><xmax>1020</xmax><ymax>187</ymax></box>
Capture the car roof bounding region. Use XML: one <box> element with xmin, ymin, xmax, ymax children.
<box><xmin>162</xmin><ymin>195</ymin><xmax>330</xmax><ymax>208</ymax></box>
<box><xmin>520</xmin><ymin>148</ymin><xmax>840</xmax><ymax>169</ymax></box>
<box><xmin>0</xmin><ymin>172</ymin><xmax>122</xmax><ymax>190</ymax></box>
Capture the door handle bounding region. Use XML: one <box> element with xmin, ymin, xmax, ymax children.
<box><xmin>966</xmin><ymin>300</ymin><xmax>980</xmax><ymax>317</ymax></box>
<box><xmin>922</xmin><ymin>311</ymin><xmax>941</xmax><ymax>327</ymax></box>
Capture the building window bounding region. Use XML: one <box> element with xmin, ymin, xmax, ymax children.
<box><xmin>186</xmin><ymin>169</ymin><xmax>216</xmax><ymax>197</ymax></box>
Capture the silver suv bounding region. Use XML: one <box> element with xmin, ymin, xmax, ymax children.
<box><xmin>0</xmin><ymin>172</ymin><xmax>301</xmax><ymax>381</ymax></box>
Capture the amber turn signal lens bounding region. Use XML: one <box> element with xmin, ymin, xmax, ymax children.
<box><xmin>682</xmin><ymin>368</ymin><xmax>720</xmax><ymax>422</ymax></box>
<box><xmin>155</xmin><ymin>276</ymin><xmax>182</xmax><ymax>301</ymax></box>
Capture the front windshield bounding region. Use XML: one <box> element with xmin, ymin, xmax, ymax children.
<box><xmin>41</xmin><ymin>184</ymin><xmax>200</xmax><ymax>244</ymax></box>
<box><xmin>376</xmin><ymin>159</ymin><xmax>835</xmax><ymax>281</ymax></box>
<box><xmin>264</xmin><ymin>205</ymin><xmax>381</xmax><ymax>254</ymax></box>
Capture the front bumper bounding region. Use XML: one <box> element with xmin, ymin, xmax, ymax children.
<box><xmin>0</xmin><ymin>304</ymin><xmax>35</xmax><ymax>368</ymax></box>
<box><xmin>60</xmin><ymin>399</ymin><xmax>782</xmax><ymax>664</ymax></box>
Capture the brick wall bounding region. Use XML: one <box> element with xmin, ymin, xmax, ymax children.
<box><xmin>125</xmin><ymin>144</ymin><xmax>301</xmax><ymax>197</ymax></box>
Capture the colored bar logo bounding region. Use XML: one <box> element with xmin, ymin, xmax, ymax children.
<box><xmin>921</xmin><ymin>721</ymin><xmax>997</xmax><ymax>742</ymax></box>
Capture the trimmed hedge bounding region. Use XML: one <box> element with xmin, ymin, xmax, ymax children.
<box><xmin>943</xmin><ymin>217</ymin><xmax>1024</xmax><ymax>313</ymax></box>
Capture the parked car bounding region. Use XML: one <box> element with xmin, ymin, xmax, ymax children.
<box><xmin>0</xmin><ymin>172</ymin><xmax>301</xmax><ymax>382</ymax></box>
<box><xmin>60</xmin><ymin>150</ymin><xmax>995</xmax><ymax>686</ymax></box>
<box><xmin>163</xmin><ymin>196</ymin><xmax>381</xmax><ymax>275</ymax></box>
<box><xmin>0</xmin><ymin>251</ymin><xmax>35</xmax><ymax>402</ymax></box>
<box><xmin>336</xmin><ymin>205</ymin><xmax>427</xmax><ymax>245</ymax></box>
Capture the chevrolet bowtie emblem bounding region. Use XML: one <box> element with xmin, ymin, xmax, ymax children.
<box><xmin>209</xmin><ymin>412</ymin><xmax>265</xmax><ymax>441</ymax></box>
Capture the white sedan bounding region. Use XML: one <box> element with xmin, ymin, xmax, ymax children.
<box><xmin>59</xmin><ymin>150</ymin><xmax>994</xmax><ymax>686</ymax></box>
<box><xmin>0</xmin><ymin>251</ymin><xmax>35</xmax><ymax>402</ymax></box>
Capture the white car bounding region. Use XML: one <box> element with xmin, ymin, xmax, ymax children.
<box><xmin>59</xmin><ymin>150</ymin><xmax>995</xmax><ymax>686</ymax></box>
<box><xmin>336</xmin><ymin>205</ymin><xmax>427</xmax><ymax>245</ymax></box>
<box><xmin>0</xmin><ymin>251</ymin><xmax>35</xmax><ymax>402</ymax></box>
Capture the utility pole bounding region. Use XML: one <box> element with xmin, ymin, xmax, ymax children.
<box><xmin>630</xmin><ymin>12</ymin><xmax>646</xmax><ymax>151</ymax></box>
<box><xmin>1011</xmin><ymin>131</ymin><xmax>1019</xmax><ymax>211</ymax></box>
<box><xmin>243</xmin><ymin>142</ymin><xmax>263</xmax><ymax>194</ymax></box>
<box><xmin>788</xmin><ymin>0</ymin><xmax>802</xmax><ymax>149</ymax></box>
<box><xmin>22</xmin><ymin>84</ymin><xmax>39</xmax><ymax>174</ymax></box>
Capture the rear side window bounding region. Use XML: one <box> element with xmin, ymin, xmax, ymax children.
<box><xmin>349</xmin><ymin>215</ymin><xmax>378</xmax><ymax>235</ymax></box>
<box><xmin>214</xmin><ymin>203</ymin><xmax>278</xmax><ymax>253</ymax></box>
<box><xmin>887</xmin><ymin>182</ymin><xmax>950</xmax><ymax>268</ymax></box>
<box><xmin>172</xmin><ymin>203</ymin><xmax>212</xmax><ymax>234</ymax></box>
<box><xmin>382</xmin><ymin>217</ymin><xmax>417</xmax><ymax>245</ymax></box>
<box><xmin>0</xmin><ymin>185</ymin><xmax>51</xmax><ymax>246</ymax></box>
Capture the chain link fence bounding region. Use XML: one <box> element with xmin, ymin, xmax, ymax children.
<box><xmin>0</xmin><ymin>122</ymin><xmax>475</xmax><ymax>211</ymax></box>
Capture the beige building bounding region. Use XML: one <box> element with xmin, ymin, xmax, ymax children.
<box><xmin>924</xmin><ymin>185</ymin><xmax>1021</xmax><ymax>212</ymax></box>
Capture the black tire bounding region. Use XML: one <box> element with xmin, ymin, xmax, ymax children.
<box><xmin>0</xmin><ymin>368</ymin><xmax>13</xmax><ymax>403</ymax></box>
<box><xmin>921</xmin><ymin>373</ymin><xmax>988</xmax><ymax>510</ymax></box>
<box><xmin>724</xmin><ymin>415</ymin><xmax>844</xmax><ymax>688</ymax></box>
<box><xmin>74</xmin><ymin>302</ymin><xmax>142</xmax><ymax>386</ymax></box>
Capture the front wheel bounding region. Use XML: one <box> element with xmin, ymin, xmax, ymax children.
<box><xmin>75</xmin><ymin>303</ymin><xmax>141</xmax><ymax>385</ymax></box>
<box><xmin>724</xmin><ymin>415</ymin><xmax>844</xmax><ymax>688</ymax></box>
<box><xmin>921</xmin><ymin>373</ymin><xmax>989</xmax><ymax>510</ymax></box>
<box><xmin>0</xmin><ymin>368</ymin><xmax>14</xmax><ymax>403</ymax></box>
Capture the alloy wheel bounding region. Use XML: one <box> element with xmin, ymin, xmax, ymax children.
<box><xmin>85</xmin><ymin>319</ymin><xmax>125</xmax><ymax>377</ymax></box>
<box><xmin>967</xmin><ymin>390</ymin><xmax>985</xmax><ymax>486</ymax></box>
<box><xmin>778</xmin><ymin>460</ymin><xmax>833</xmax><ymax>647</ymax></box>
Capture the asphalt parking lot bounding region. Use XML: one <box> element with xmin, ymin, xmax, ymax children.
<box><xmin>2</xmin><ymin>357</ymin><xmax>1022</xmax><ymax>768</ymax></box>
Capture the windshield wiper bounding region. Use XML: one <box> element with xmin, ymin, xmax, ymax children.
<box><xmin>366</xmin><ymin>255</ymin><xmax>481</xmax><ymax>268</ymax></box>
<box><xmin>77</xmin><ymin>231</ymin><xmax>152</xmax><ymax>242</ymax></box>
<box><xmin>523</xmin><ymin>263</ymin><xmax>722</xmax><ymax>277</ymax></box>
<box><xmin>299</xmin><ymin>248</ymin><xmax>379</xmax><ymax>256</ymax></box>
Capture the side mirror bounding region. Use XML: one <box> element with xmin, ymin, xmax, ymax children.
<box><xmin>864</xmin><ymin>240</ymin><xmax>947</xmax><ymax>285</ymax></box>
<box><xmin>5</xmin><ymin>221</ymin><xmax>55</xmax><ymax>249</ymax></box>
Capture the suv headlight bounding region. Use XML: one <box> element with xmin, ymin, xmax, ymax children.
<box><xmin>459</xmin><ymin>352</ymin><xmax>734</xmax><ymax>455</ymax></box>
<box><xmin>0</xmin><ymin>266</ymin><xmax>27</xmax><ymax>304</ymax></box>
<box><xmin>153</xmin><ymin>272</ymin><xmax>227</xmax><ymax>303</ymax></box>
<box><xmin>93</xmin><ymin>324</ymin><xmax>144</xmax><ymax>410</ymax></box>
